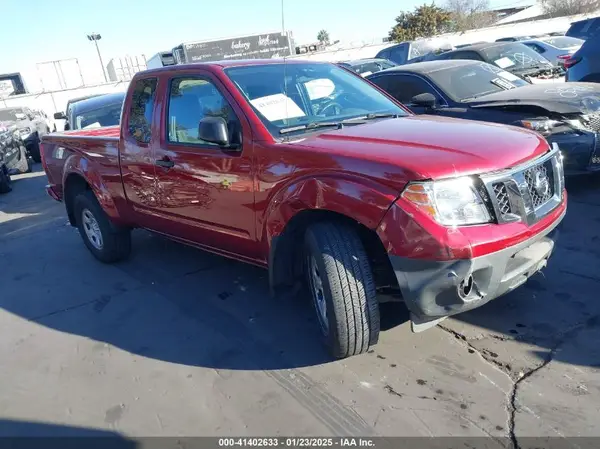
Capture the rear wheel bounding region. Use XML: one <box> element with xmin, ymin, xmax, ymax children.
<box><xmin>0</xmin><ymin>165</ymin><xmax>11</xmax><ymax>194</ymax></box>
<box><xmin>74</xmin><ymin>190</ymin><xmax>131</xmax><ymax>263</ymax></box>
<box><xmin>304</xmin><ymin>222</ymin><xmax>380</xmax><ymax>359</ymax></box>
<box><xmin>27</xmin><ymin>140</ymin><xmax>41</xmax><ymax>163</ymax></box>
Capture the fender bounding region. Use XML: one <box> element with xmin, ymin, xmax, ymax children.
<box><xmin>62</xmin><ymin>152</ymin><xmax>126</xmax><ymax>226</ymax></box>
<box><xmin>263</xmin><ymin>174</ymin><xmax>401</xmax><ymax>290</ymax></box>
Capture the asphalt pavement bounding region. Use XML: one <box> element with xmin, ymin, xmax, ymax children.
<box><xmin>0</xmin><ymin>166</ymin><xmax>599</xmax><ymax>445</ymax></box>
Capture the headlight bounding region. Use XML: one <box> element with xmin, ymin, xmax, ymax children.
<box><xmin>520</xmin><ymin>119</ymin><xmax>562</xmax><ymax>136</ymax></box>
<box><xmin>563</xmin><ymin>115</ymin><xmax>592</xmax><ymax>132</ymax></box>
<box><xmin>401</xmin><ymin>177</ymin><xmax>492</xmax><ymax>226</ymax></box>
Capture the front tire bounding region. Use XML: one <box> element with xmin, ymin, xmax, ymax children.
<box><xmin>0</xmin><ymin>165</ymin><xmax>11</xmax><ymax>194</ymax></box>
<box><xmin>74</xmin><ymin>190</ymin><xmax>131</xmax><ymax>263</ymax></box>
<box><xmin>304</xmin><ymin>222</ymin><xmax>380</xmax><ymax>359</ymax></box>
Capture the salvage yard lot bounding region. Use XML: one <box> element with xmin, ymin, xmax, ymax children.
<box><xmin>0</xmin><ymin>166</ymin><xmax>599</xmax><ymax>440</ymax></box>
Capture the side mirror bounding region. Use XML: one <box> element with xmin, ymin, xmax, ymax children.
<box><xmin>411</xmin><ymin>93</ymin><xmax>437</xmax><ymax>109</ymax></box>
<box><xmin>54</xmin><ymin>112</ymin><xmax>66</xmax><ymax>120</ymax></box>
<box><xmin>198</xmin><ymin>116</ymin><xmax>231</xmax><ymax>147</ymax></box>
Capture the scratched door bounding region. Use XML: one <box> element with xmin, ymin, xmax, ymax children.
<box><xmin>151</xmin><ymin>74</ymin><xmax>259</xmax><ymax>261</ymax></box>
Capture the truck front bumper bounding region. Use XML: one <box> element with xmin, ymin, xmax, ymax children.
<box><xmin>389</xmin><ymin>210</ymin><xmax>564</xmax><ymax>330</ymax></box>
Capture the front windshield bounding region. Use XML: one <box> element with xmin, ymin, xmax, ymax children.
<box><xmin>429</xmin><ymin>62</ymin><xmax>530</xmax><ymax>102</ymax></box>
<box><xmin>0</xmin><ymin>108</ymin><xmax>21</xmax><ymax>121</ymax></box>
<box><xmin>225</xmin><ymin>62</ymin><xmax>406</xmax><ymax>136</ymax></box>
<box><xmin>482</xmin><ymin>43</ymin><xmax>551</xmax><ymax>71</ymax></box>
<box><xmin>73</xmin><ymin>102</ymin><xmax>123</xmax><ymax>130</ymax></box>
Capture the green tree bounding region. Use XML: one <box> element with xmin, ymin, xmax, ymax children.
<box><xmin>317</xmin><ymin>30</ymin><xmax>330</xmax><ymax>44</ymax></box>
<box><xmin>445</xmin><ymin>0</ymin><xmax>496</xmax><ymax>32</ymax></box>
<box><xmin>389</xmin><ymin>3</ymin><xmax>453</xmax><ymax>42</ymax></box>
<box><xmin>541</xmin><ymin>0</ymin><xmax>600</xmax><ymax>17</ymax></box>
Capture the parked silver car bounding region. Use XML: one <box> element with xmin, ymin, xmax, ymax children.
<box><xmin>522</xmin><ymin>36</ymin><xmax>584</xmax><ymax>67</ymax></box>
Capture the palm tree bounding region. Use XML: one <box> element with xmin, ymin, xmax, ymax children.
<box><xmin>317</xmin><ymin>30</ymin><xmax>330</xmax><ymax>45</ymax></box>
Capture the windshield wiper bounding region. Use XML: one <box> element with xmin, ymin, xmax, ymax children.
<box><xmin>280</xmin><ymin>121</ymin><xmax>344</xmax><ymax>135</ymax></box>
<box><xmin>279</xmin><ymin>113</ymin><xmax>402</xmax><ymax>135</ymax></box>
<box><xmin>364</xmin><ymin>112</ymin><xmax>402</xmax><ymax>120</ymax></box>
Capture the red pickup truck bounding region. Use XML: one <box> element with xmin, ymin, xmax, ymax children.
<box><xmin>41</xmin><ymin>60</ymin><xmax>567</xmax><ymax>359</ymax></box>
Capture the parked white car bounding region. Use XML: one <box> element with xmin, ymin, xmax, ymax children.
<box><xmin>522</xmin><ymin>36</ymin><xmax>584</xmax><ymax>67</ymax></box>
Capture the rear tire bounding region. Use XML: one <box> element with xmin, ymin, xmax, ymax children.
<box><xmin>304</xmin><ymin>222</ymin><xmax>380</xmax><ymax>359</ymax></box>
<box><xmin>0</xmin><ymin>165</ymin><xmax>11</xmax><ymax>194</ymax></box>
<box><xmin>74</xmin><ymin>190</ymin><xmax>131</xmax><ymax>263</ymax></box>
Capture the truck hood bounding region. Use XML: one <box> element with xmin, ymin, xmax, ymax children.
<box><xmin>466</xmin><ymin>82</ymin><xmax>600</xmax><ymax>115</ymax></box>
<box><xmin>288</xmin><ymin>115</ymin><xmax>549</xmax><ymax>180</ymax></box>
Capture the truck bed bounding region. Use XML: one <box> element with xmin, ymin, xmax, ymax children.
<box><xmin>41</xmin><ymin>126</ymin><xmax>121</xmax><ymax>202</ymax></box>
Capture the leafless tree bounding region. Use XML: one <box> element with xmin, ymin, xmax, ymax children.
<box><xmin>541</xmin><ymin>0</ymin><xmax>600</xmax><ymax>17</ymax></box>
<box><xmin>445</xmin><ymin>0</ymin><xmax>497</xmax><ymax>32</ymax></box>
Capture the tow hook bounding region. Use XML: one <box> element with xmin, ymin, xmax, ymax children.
<box><xmin>457</xmin><ymin>274</ymin><xmax>484</xmax><ymax>302</ymax></box>
<box><xmin>457</xmin><ymin>275</ymin><xmax>474</xmax><ymax>300</ymax></box>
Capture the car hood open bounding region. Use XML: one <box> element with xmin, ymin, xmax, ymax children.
<box><xmin>466</xmin><ymin>82</ymin><xmax>600</xmax><ymax>114</ymax></box>
<box><xmin>287</xmin><ymin>115</ymin><xmax>549</xmax><ymax>180</ymax></box>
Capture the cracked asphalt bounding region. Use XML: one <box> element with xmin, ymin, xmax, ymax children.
<box><xmin>1</xmin><ymin>166</ymin><xmax>599</xmax><ymax>444</ymax></box>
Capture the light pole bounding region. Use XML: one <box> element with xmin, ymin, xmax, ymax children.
<box><xmin>87</xmin><ymin>33</ymin><xmax>108</xmax><ymax>82</ymax></box>
<box><xmin>281</xmin><ymin>0</ymin><xmax>285</xmax><ymax>35</ymax></box>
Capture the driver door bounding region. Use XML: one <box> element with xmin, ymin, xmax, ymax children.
<box><xmin>150</xmin><ymin>73</ymin><xmax>259</xmax><ymax>260</ymax></box>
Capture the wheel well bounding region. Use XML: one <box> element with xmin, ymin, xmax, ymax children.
<box><xmin>64</xmin><ymin>174</ymin><xmax>91</xmax><ymax>226</ymax></box>
<box><xmin>269</xmin><ymin>209</ymin><xmax>399</xmax><ymax>296</ymax></box>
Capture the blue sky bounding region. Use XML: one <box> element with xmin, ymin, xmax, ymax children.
<box><xmin>0</xmin><ymin>0</ymin><xmax>526</xmax><ymax>79</ymax></box>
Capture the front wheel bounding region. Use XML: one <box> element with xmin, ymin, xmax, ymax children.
<box><xmin>304</xmin><ymin>222</ymin><xmax>380</xmax><ymax>359</ymax></box>
<box><xmin>27</xmin><ymin>139</ymin><xmax>41</xmax><ymax>163</ymax></box>
<box><xmin>74</xmin><ymin>190</ymin><xmax>131</xmax><ymax>263</ymax></box>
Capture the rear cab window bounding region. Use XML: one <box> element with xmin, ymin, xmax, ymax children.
<box><xmin>127</xmin><ymin>78</ymin><xmax>158</xmax><ymax>144</ymax></box>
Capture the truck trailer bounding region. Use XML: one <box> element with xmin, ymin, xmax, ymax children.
<box><xmin>172</xmin><ymin>31</ymin><xmax>294</xmax><ymax>64</ymax></box>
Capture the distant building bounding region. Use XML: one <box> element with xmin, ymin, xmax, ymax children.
<box><xmin>106</xmin><ymin>55</ymin><xmax>147</xmax><ymax>82</ymax></box>
<box><xmin>492</xmin><ymin>0</ymin><xmax>541</xmax><ymax>24</ymax></box>
<box><xmin>0</xmin><ymin>72</ymin><xmax>27</xmax><ymax>98</ymax></box>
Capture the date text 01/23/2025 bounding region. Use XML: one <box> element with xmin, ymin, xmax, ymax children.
<box><xmin>218</xmin><ymin>438</ymin><xmax>375</xmax><ymax>447</ymax></box>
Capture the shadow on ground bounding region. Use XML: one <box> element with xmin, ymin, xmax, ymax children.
<box><xmin>0</xmin><ymin>418</ymin><xmax>137</xmax><ymax>448</ymax></box>
<box><xmin>448</xmin><ymin>173</ymin><xmax>600</xmax><ymax>371</ymax></box>
<box><xmin>1</xmin><ymin>167</ymin><xmax>599</xmax><ymax>372</ymax></box>
<box><xmin>0</xmin><ymin>165</ymin><xmax>64</xmax><ymax>239</ymax></box>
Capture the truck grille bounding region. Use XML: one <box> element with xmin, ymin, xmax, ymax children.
<box><xmin>483</xmin><ymin>144</ymin><xmax>564</xmax><ymax>225</ymax></box>
<box><xmin>591</xmin><ymin>136</ymin><xmax>600</xmax><ymax>166</ymax></box>
<box><xmin>587</xmin><ymin>114</ymin><xmax>600</xmax><ymax>132</ymax></box>
<box><xmin>493</xmin><ymin>183</ymin><xmax>511</xmax><ymax>216</ymax></box>
<box><xmin>524</xmin><ymin>160</ymin><xmax>555</xmax><ymax>208</ymax></box>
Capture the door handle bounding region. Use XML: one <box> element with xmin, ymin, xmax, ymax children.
<box><xmin>155</xmin><ymin>158</ymin><xmax>174</xmax><ymax>169</ymax></box>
